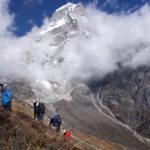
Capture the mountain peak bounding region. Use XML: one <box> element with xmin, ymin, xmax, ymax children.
<box><xmin>53</xmin><ymin>3</ymin><xmax>84</xmax><ymax>20</ymax></box>
<box><xmin>38</xmin><ymin>3</ymin><xmax>84</xmax><ymax>36</ymax></box>
<box><xmin>55</xmin><ymin>3</ymin><xmax>83</xmax><ymax>14</ymax></box>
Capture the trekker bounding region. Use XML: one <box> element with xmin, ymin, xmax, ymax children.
<box><xmin>49</xmin><ymin>113</ymin><xmax>62</xmax><ymax>132</ymax></box>
<box><xmin>63</xmin><ymin>129</ymin><xmax>71</xmax><ymax>139</ymax></box>
<box><xmin>0</xmin><ymin>84</ymin><xmax>12</xmax><ymax>111</ymax></box>
<box><xmin>33</xmin><ymin>101</ymin><xmax>45</xmax><ymax>121</ymax></box>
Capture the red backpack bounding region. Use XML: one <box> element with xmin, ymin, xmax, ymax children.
<box><xmin>65</xmin><ymin>130</ymin><xmax>71</xmax><ymax>138</ymax></box>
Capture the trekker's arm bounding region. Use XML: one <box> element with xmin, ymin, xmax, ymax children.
<box><xmin>33</xmin><ymin>102</ymin><xmax>36</xmax><ymax>119</ymax></box>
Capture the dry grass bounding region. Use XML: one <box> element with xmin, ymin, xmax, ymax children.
<box><xmin>11</xmin><ymin>99</ymin><xmax>33</xmax><ymax>117</ymax></box>
<box><xmin>0</xmin><ymin>106</ymin><xmax>82</xmax><ymax>150</ymax></box>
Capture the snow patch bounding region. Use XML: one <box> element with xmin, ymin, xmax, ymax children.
<box><xmin>36</xmin><ymin>79</ymin><xmax>51</xmax><ymax>90</ymax></box>
<box><xmin>56</xmin><ymin>3</ymin><xmax>75</xmax><ymax>12</ymax></box>
<box><xmin>39</xmin><ymin>18</ymin><xmax>66</xmax><ymax>35</ymax></box>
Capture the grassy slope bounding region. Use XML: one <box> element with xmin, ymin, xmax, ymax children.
<box><xmin>0</xmin><ymin>99</ymin><xmax>127</xmax><ymax>150</ymax></box>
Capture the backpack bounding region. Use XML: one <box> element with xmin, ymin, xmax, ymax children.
<box><xmin>1</xmin><ymin>89</ymin><xmax>12</xmax><ymax>107</ymax></box>
<box><xmin>55</xmin><ymin>115</ymin><xmax>61</xmax><ymax>124</ymax></box>
<box><xmin>34</xmin><ymin>102</ymin><xmax>41</xmax><ymax>114</ymax></box>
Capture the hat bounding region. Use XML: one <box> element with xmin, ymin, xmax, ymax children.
<box><xmin>3</xmin><ymin>84</ymin><xmax>7</xmax><ymax>88</ymax></box>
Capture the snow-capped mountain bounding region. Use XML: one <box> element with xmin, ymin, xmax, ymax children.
<box><xmin>26</xmin><ymin>3</ymin><xmax>86</xmax><ymax>67</ymax></box>
<box><xmin>19</xmin><ymin>3</ymin><xmax>88</xmax><ymax>103</ymax></box>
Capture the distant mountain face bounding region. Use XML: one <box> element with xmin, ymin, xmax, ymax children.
<box><xmin>52</xmin><ymin>83</ymin><xmax>149</xmax><ymax>150</ymax></box>
<box><xmin>88</xmin><ymin>66</ymin><xmax>150</xmax><ymax>138</ymax></box>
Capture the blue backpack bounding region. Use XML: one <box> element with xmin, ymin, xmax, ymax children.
<box><xmin>1</xmin><ymin>89</ymin><xmax>12</xmax><ymax>107</ymax></box>
<box><xmin>53</xmin><ymin>115</ymin><xmax>61</xmax><ymax>124</ymax></box>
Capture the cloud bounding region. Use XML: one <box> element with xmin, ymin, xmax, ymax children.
<box><xmin>1</xmin><ymin>0</ymin><xmax>150</xmax><ymax>88</ymax></box>
<box><xmin>0</xmin><ymin>0</ymin><xmax>37</xmax><ymax>81</ymax></box>
<box><xmin>23</xmin><ymin>0</ymin><xmax>43</xmax><ymax>6</ymax></box>
<box><xmin>0</xmin><ymin>0</ymin><xmax>14</xmax><ymax>35</ymax></box>
<box><xmin>56</xmin><ymin>4</ymin><xmax>150</xmax><ymax>80</ymax></box>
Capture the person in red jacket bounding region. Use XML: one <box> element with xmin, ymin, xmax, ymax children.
<box><xmin>63</xmin><ymin>129</ymin><xmax>71</xmax><ymax>138</ymax></box>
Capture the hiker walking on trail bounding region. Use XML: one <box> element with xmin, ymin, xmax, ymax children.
<box><xmin>49</xmin><ymin>113</ymin><xmax>62</xmax><ymax>132</ymax></box>
<box><xmin>33</xmin><ymin>101</ymin><xmax>45</xmax><ymax>121</ymax></box>
<box><xmin>63</xmin><ymin>129</ymin><xmax>71</xmax><ymax>139</ymax></box>
<box><xmin>0</xmin><ymin>84</ymin><xmax>12</xmax><ymax>111</ymax></box>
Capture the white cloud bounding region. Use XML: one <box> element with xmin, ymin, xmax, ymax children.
<box><xmin>1</xmin><ymin>0</ymin><xmax>150</xmax><ymax>85</ymax></box>
<box><xmin>57</xmin><ymin>4</ymin><xmax>150</xmax><ymax>80</ymax></box>
<box><xmin>0</xmin><ymin>0</ymin><xmax>38</xmax><ymax>80</ymax></box>
<box><xmin>0</xmin><ymin>0</ymin><xmax>14</xmax><ymax>35</ymax></box>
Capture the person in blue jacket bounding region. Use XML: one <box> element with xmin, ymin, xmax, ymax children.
<box><xmin>0</xmin><ymin>84</ymin><xmax>12</xmax><ymax>111</ymax></box>
<box><xmin>49</xmin><ymin>113</ymin><xmax>62</xmax><ymax>132</ymax></box>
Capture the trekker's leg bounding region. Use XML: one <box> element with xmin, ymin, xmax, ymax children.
<box><xmin>56</xmin><ymin>124</ymin><xmax>60</xmax><ymax>132</ymax></box>
<box><xmin>4</xmin><ymin>105</ymin><xmax>11</xmax><ymax>112</ymax></box>
<box><xmin>37</xmin><ymin>113</ymin><xmax>41</xmax><ymax>120</ymax></box>
<box><xmin>41</xmin><ymin>114</ymin><xmax>44</xmax><ymax>122</ymax></box>
<box><xmin>34</xmin><ymin>110</ymin><xmax>37</xmax><ymax>119</ymax></box>
<box><xmin>8</xmin><ymin>105</ymin><xmax>11</xmax><ymax>112</ymax></box>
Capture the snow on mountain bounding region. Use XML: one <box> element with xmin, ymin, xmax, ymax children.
<box><xmin>39</xmin><ymin>3</ymin><xmax>84</xmax><ymax>36</ymax></box>
<box><xmin>14</xmin><ymin>3</ymin><xmax>90</xmax><ymax>103</ymax></box>
<box><xmin>26</xmin><ymin>3</ymin><xmax>85</xmax><ymax>67</ymax></box>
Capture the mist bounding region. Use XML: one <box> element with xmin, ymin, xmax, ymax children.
<box><xmin>60</xmin><ymin>3</ymin><xmax>150</xmax><ymax>80</ymax></box>
<box><xmin>0</xmin><ymin>0</ymin><xmax>150</xmax><ymax>86</ymax></box>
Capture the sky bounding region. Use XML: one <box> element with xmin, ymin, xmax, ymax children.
<box><xmin>9</xmin><ymin>0</ymin><xmax>149</xmax><ymax>36</ymax></box>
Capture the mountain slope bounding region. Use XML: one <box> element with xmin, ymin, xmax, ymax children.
<box><xmin>0</xmin><ymin>100</ymin><xmax>128</xmax><ymax>150</ymax></box>
<box><xmin>88</xmin><ymin>66</ymin><xmax>150</xmax><ymax>138</ymax></box>
<box><xmin>0</xmin><ymin>107</ymin><xmax>81</xmax><ymax>150</ymax></box>
<box><xmin>53</xmin><ymin>84</ymin><xmax>150</xmax><ymax>150</ymax></box>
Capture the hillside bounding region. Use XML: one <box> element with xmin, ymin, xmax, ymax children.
<box><xmin>0</xmin><ymin>100</ymin><xmax>127</xmax><ymax>150</ymax></box>
<box><xmin>0</xmin><ymin>107</ymin><xmax>78</xmax><ymax>150</ymax></box>
<box><xmin>88</xmin><ymin>66</ymin><xmax>150</xmax><ymax>138</ymax></box>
